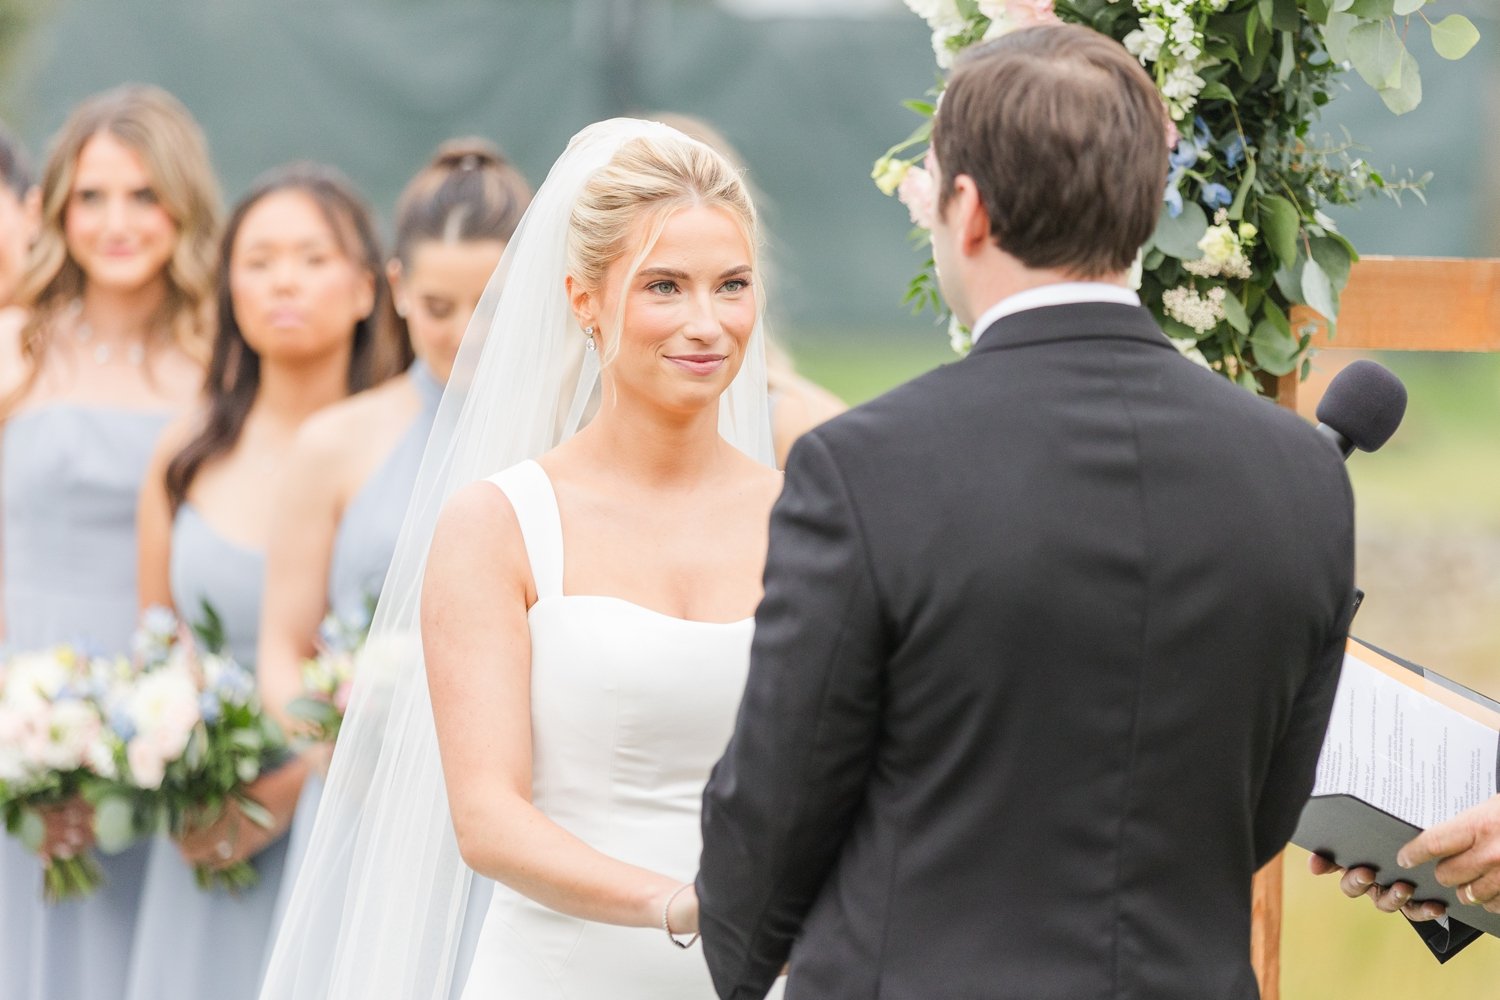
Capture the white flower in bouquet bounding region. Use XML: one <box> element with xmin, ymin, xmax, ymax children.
<box><xmin>121</xmin><ymin>665</ymin><xmax>200</xmax><ymax>791</ymax></box>
<box><xmin>32</xmin><ymin>699</ymin><xmax>104</xmax><ymax>774</ymax></box>
<box><xmin>4</xmin><ymin>649</ymin><xmax>72</xmax><ymax>708</ymax></box>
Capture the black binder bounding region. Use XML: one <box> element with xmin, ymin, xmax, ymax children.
<box><xmin>1291</xmin><ymin>638</ymin><xmax>1500</xmax><ymax>960</ymax></box>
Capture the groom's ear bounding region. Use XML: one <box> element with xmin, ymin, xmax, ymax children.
<box><xmin>952</xmin><ymin>175</ymin><xmax>994</xmax><ymax>258</ymax></box>
<box><xmin>564</xmin><ymin>274</ymin><xmax>597</xmax><ymax>332</ymax></box>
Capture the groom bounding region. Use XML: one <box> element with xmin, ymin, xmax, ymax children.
<box><xmin>698</xmin><ymin>24</ymin><xmax>1356</xmax><ymax>1000</ymax></box>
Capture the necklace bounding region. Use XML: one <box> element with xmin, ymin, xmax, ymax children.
<box><xmin>69</xmin><ymin>301</ymin><xmax>148</xmax><ymax>367</ymax></box>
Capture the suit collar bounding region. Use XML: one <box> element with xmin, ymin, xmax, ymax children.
<box><xmin>967</xmin><ymin>302</ymin><xmax>1176</xmax><ymax>358</ymax></box>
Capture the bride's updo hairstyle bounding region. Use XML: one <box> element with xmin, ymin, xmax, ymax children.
<box><xmin>565</xmin><ymin>133</ymin><xmax>759</xmax><ymax>366</ymax></box>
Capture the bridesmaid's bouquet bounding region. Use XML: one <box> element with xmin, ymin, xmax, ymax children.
<box><xmin>89</xmin><ymin>605</ymin><xmax>284</xmax><ymax>894</ymax></box>
<box><xmin>286</xmin><ymin>603</ymin><xmax>371</xmax><ymax>746</ymax></box>
<box><xmin>0</xmin><ymin>645</ymin><xmax>123</xmax><ymax>901</ymax></box>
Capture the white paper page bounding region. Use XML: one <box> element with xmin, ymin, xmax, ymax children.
<box><xmin>1312</xmin><ymin>651</ymin><xmax>1499</xmax><ymax>830</ymax></box>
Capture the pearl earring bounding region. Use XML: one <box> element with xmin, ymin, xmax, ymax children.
<box><xmin>584</xmin><ymin>326</ymin><xmax>597</xmax><ymax>352</ymax></box>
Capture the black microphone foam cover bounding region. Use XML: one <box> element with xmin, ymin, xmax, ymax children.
<box><xmin>1314</xmin><ymin>359</ymin><xmax>1408</xmax><ymax>453</ymax></box>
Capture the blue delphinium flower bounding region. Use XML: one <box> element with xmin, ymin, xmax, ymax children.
<box><xmin>1222</xmin><ymin>134</ymin><xmax>1246</xmax><ymax>170</ymax></box>
<box><xmin>199</xmin><ymin>692</ymin><xmax>221</xmax><ymax>726</ymax></box>
<box><xmin>110</xmin><ymin>707</ymin><xmax>137</xmax><ymax>744</ymax></box>
<box><xmin>1200</xmin><ymin>182</ymin><xmax>1233</xmax><ymax>209</ymax></box>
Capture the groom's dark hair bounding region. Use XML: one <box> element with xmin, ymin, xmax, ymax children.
<box><xmin>933</xmin><ymin>24</ymin><xmax>1168</xmax><ymax>277</ymax></box>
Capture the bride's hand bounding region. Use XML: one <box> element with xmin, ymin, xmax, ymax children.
<box><xmin>663</xmin><ymin>883</ymin><xmax>699</xmax><ymax>936</ymax></box>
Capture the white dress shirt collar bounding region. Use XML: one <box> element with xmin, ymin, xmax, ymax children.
<box><xmin>970</xmin><ymin>282</ymin><xmax>1141</xmax><ymax>348</ymax></box>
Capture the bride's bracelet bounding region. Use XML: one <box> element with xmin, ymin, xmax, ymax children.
<box><xmin>662</xmin><ymin>882</ymin><xmax>699</xmax><ymax>950</ymax></box>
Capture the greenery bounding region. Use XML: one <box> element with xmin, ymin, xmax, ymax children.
<box><xmin>877</xmin><ymin>0</ymin><xmax>1479</xmax><ymax>395</ymax></box>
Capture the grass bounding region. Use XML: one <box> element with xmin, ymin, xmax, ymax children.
<box><xmin>786</xmin><ymin>333</ymin><xmax>1500</xmax><ymax>996</ymax></box>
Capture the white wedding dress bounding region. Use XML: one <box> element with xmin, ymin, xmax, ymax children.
<box><xmin>461</xmin><ymin>460</ymin><xmax>784</xmax><ymax>1000</ymax></box>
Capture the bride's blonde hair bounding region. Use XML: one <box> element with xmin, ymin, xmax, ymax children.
<box><xmin>566</xmin><ymin>133</ymin><xmax>760</xmax><ymax>365</ymax></box>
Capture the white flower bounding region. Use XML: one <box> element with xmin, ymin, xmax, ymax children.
<box><xmin>1161</xmin><ymin>63</ymin><xmax>1206</xmax><ymax>101</ymax></box>
<box><xmin>39</xmin><ymin>699</ymin><xmax>102</xmax><ymax>772</ymax></box>
<box><xmin>1169</xmin><ymin>336</ymin><xmax>1215</xmax><ymax>369</ymax></box>
<box><xmin>124</xmin><ymin>666</ymin><xmax>200</xmax><ymax>775</ymax></box>
<box><xmin>948</xmin><ymin>315</ymin><xmax>973</xmax><ymax>355</ymax></box>
<box><xmin>1162</xmin><ymin>284</ymin><xmax>1227</xmax><ymax>334</ymax></box>
<box><xmin>126</xmin><ymin>738</ymin><xmax>169</xmax><ymax>791</ymax></box>
<box><xmin>3</xmin><ymin>649</ymin><xmax>71</xmax><ymax>708</ymax></box>
<box><xmin>906</xmin><ymin>0</ymin><xmax>966</xmax><ymax>30</ymax></box>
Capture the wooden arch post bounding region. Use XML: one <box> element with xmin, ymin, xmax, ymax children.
<box><xmin>1250</xmin><ymin>256</ymin><xmax>1500</xmax><ymax>1000</ymax></box>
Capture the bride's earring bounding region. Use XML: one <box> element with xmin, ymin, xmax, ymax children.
<box><xmin>584</xmin><ymin>326</ymin><xmax>597</xmax><ymax>352</ymax></box>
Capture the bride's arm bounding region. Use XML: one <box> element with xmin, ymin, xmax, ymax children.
<box><xmin>423</xmin><ymin>481</ymin><xmax>692</xmax><ymax>933</ymax></box>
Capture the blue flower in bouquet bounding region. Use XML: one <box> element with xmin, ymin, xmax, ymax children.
<box><xmin>198</xmin><ymin>691</ymin><xmax>221</xmax><ymax>726</ymax></box>
<box><xmin>133</xmin><ymin>606</ymin><xmax>180</xmax><ymax>666</ymax></box>
<box><xmin>203</xmin><ymin>654</ymin><xmax>255</xmax><ymax>707</ymax></box>
<box><xmin>1221</xmin><ymin>133</ymin><xmax>1246</xmax><ymax>170</ymax></box>
<box><xmin>108</xmin><ymin>706</ymin><xmax>137</xmax><ymax>743</ymax></box>
<box><xmin>1199</xmin><ymin>182</ymin><xmax>1233</xmax><ymax>209</ymax></box>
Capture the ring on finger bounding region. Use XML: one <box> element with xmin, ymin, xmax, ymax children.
<box><xmin>1459</xmin><ymin>883</ymin><xmax>1477</xmax><ymax>905</ymax></box>
<box><xmin>215</xmin><ymin>840</ymin><xmax>232</xmax><ymax>861</ymax></box>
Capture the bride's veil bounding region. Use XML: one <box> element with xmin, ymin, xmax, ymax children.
<box><xmin>259</xmin><ymin>117</ymin><xmax>774</xmax><ymax>999</ymax></box>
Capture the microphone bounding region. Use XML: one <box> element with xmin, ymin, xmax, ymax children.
<box><xmin>1311</xmin><ymin>359</ymin><xmax>1408</xmax><ymax>622</ymax></box>
<box><xmin>1314</xmin><ymin>359</ymin><xmax>1408</xmax><ymax>460</ymax></box>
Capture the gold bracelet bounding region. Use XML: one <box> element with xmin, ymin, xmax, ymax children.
<box><xmin>662</xmin><ymin>882</ymin><xmax>700</xmax><ymax>949</ymax></box>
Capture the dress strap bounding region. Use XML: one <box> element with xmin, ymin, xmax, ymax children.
<box><xmin>484</xmin><ymin>460</ymin><xmax>565</xmax><ymax>600</ymax></box>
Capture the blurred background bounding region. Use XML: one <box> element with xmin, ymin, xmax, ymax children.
<box><xmin>3</xmin><ymin>0</ymin><xmax>1499</xmax><ymax>994</ymax></box>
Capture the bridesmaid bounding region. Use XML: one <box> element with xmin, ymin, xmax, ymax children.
<box><xmin>258</xmin><ymin>139</ymin><xmax>529</xmax><ymax>847</ymax></box>
<box><xmin>128</xmin><ymin>163</ymin><xmax>400</xmax><ymax>1000</ymax></box>
<box><xmin>0</xmin><ymin>85</ymin><xmax>220</xmax><ymax>1000</ymax></box>
<box><xmin>0</xmin><ymin>120</ymin><xmax>39</xmax><ymax>314</ymax></box>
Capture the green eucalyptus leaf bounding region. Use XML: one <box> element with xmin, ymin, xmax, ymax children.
<box><xmin>1301</xmin><ymin>258</ymin><xmax>1339</xmax><ymax>328</ymax></box>
<box><xmin>1143</xmin><ymin>248</ymin><xmax>1166</xmax><ymax>270</ymax></box>
<box><xmin>1347</xmin><ymin>20</ymin><xmax>1405</xmax><ymax>90</ymax></box>
<box><xmin>1393</xmin><ymin>0</ymin><xmax>1424</xmax><ymax>13</ymax></box>
<box><xmin>1151</xmin><ymin>201</ymin><xmax>1210</xmax><ymax>261</ymax></box>
<box><xmin>1346</xmin><ymin>0</ymin><xmax>1395</xmax><ymax>17</ymax></box>
<box><xmin>1271</xmin><ymin>0</ymin><xmax>1301</xmax><ymax>31</ymax></box>
<box><xmin>1377</xmin><ymin>47</ymin><xmax>1423</xmax><ymax>114</ymax></box>
<box><xmin>1277</xmin><ymin>30</ymin><xmax>1296</xmax><ymax>84</ymax></box>
<box><xmin>1259</xmin><ymin>195</ymin><xmax>1301</xmax><ymax>268</ymax></box>
<box><xmin>1222</xmin><ymin>292</ymin><xmax>1252</xmax><ymax>334</ymax></box>
<box><xmin>17</xmin><ymin>809</ymin><xmax>44</xmax><ymax>853</ymax></box>
<box><xmin>902</xmin><ymin>99</ymin><xmax>937</xmax><ymax>116</ymax></box>
<box><xmin>1228</xmin><ymin>158</ymin><xmax>1258</xmax><ymax>221</ymax></box>
<box><xmin>1430</xmin><ymin>14</ymin><xmax>1480</xmax><ymax>60</ymax></box>
<box><xmin>1307</xmin><ymin>0</ymin><xmax>1331</xmax><ymax>24</ymax></box>
<box><xmin>1249</xmin><ymin>317</ymin><xmax>1301</xmax><ymax>376</ymax></box>
<box><xmin>1309</xmin><ymin>235</ymin><xmax>1354</xmax><ymax>288</ymax></box>
<box><xmin>237</xmin><ymin>796</ymin><xmax>274</xmax><ymax>830</ymax></box>
<box><xmin>1324</xmin><ymin>12</ymin><xmax>1358</xmax><ymax>61</ymax></box>
<box><xmin>92</xmin><ymin>796</ymin><xmax>137</xmax><ymax>855</ymax></box>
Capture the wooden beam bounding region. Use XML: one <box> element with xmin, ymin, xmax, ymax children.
<box><xmin>1291</xmin><ymin>257</ymin><xmax>1500</xmax><ymax>352</ymax></box>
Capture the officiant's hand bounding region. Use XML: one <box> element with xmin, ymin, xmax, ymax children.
<box><xmin>1306</xmin><ymin>853</ymin><xmax>1444</xmax><ymax>920</ymax></box>
<box><xmin>1397</xmin><ymin>793</ymin><xmax>1500</xmax><ymax>914</ymax></box>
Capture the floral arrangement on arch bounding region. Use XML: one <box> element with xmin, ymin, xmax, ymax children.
<box><xmin>877</xmin><ymin>0</ymin><xmax>1479</xmax><ymax>390</ymax></box>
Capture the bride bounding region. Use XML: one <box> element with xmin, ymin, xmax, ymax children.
<box><xmin>261</xmin><ymin>119</ymin><xmax>784</xmax><ymax>999</ymax></box>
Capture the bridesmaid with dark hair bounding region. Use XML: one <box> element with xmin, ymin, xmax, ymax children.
<box><xmin>0</xmin><ymin>85</ymin><xmax>220</xmax><ymax>1000</ymax></box>
<box><xmin>258</xmin><ymin>139</ymin><xmax>531</xmax><ymax>942</ymax></box>
<box><xmin>127</xmin><ymin>163</ymin><xmax>402</xmax><ymax>1000</ymax></box>
<box><xmin>0</xmin><ymin>120</ymin><xmax>40</xmax><ymax>315</ymax></box>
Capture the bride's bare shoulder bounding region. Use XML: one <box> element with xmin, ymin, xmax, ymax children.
<box><xmin>427</xmin><ymin>477</ymin><xmax>534</xmax><ymax>596</ymax></box>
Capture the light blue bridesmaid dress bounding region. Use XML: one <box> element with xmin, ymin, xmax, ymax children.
<box><xmin>0</xmin><ymin>404</ymin><xmax>171</xmax><ymax>1000</ymax></box>
<box><xmin>122</xmin><ymin>503</ymin><xmax>289</xmax><ymax>1000</ymax></box>
<box><xmin>269</xmin><ymin>362</ymin><xmax>491</xmax><ymax>991</ymax></box>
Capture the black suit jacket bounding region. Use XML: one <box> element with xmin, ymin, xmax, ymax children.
<box><xmin>698</xmin><ymin>304</ymin><xmax>1356</xmax><ymax>1000</ymax></box>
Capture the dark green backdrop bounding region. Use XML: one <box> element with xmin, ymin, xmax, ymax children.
<box><xmin>2</xmin><ymin>0</ymin><xmax>1495</xmax><ymax>343</ymax></box>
